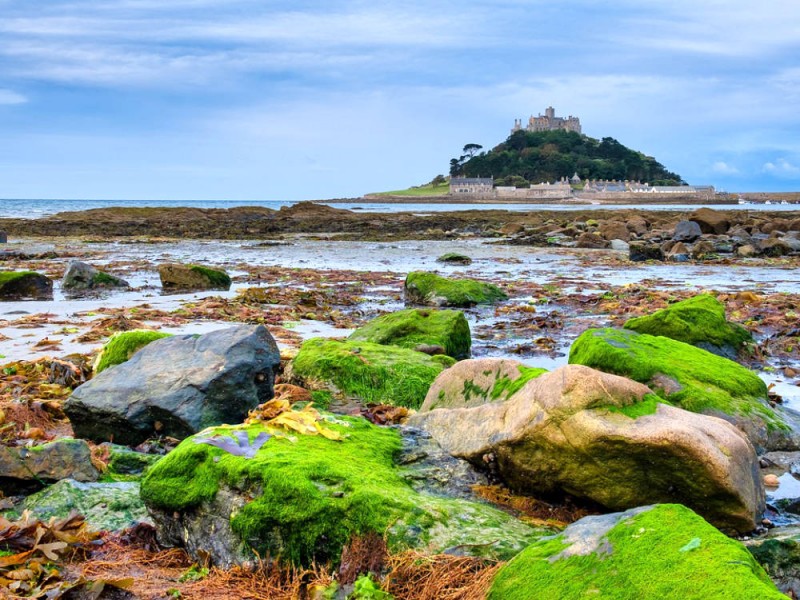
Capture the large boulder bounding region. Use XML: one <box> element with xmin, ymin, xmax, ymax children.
<box><xmin>290</xmin><ymin>337</ymin><xmax>449</xmax><ymax>409</ymax></box>
<box><xmin>489</xmin><ymin>504</ymin><xmax>785</xmax><ymax>600</ymax></box>
<box><xmin>62</xmin><ymin>260</ymin><xmax>130</xmax><ymax>293</ymax></box>
<box><xmin>598</xmin><ymin>221</ymin><xmax>630</xmax><ymax>242</ymax></box>
<box><xmin>404</xmin><ymin>272</ymin><xmax>507</xmax><ymax>307</ymax></box>
<box><xmin>673</xmin><ymin>220</ymin><xmax>703</xmax><ymax>242</ymax></box>
<box><xmin>409</xmin><ymin>364</ymin><xmax>764</xmax><ymax>533</ymax></box>
<box><xmin>141</xmin><ymin>417</ymin><xmax>547</xmax><ymax>568</ymax></box>
<box><xmin>0</xmin><ymin>438</ymin><xmax>100</xmax><ymax>493</ymax></box>
<box><xmin>569</xmin><ymin>328</ymin><xmax>792</xmax><ymax>451</ymax></box>
<box><xmin>348</xmin><ymin>308</ymin><xmax>471</xmax><ymax>360</ymax></box>
<box><xmin>64</xmin><ymin>325</ymin><xmax>280</xmax><ymax>445</ymax></box>
<box><xmin>690</xmin><ymin>207</ymin><xmax>730</xmax><ymax>234</ymax></box>
<box><xmin>624</xmin><ymin>294</ymin><xmax>752</xmax><ymax>358</ymax></box>
<box><xmin>419</xmin><ymin>358</ymin><xmax>546</xmax><ymax>412</ymax></box>
<box><xmin>158</xmin><ymin>263</ymin><xmax>231</xmax><ymax>291</ymax></box>
<box><xmin>0</xmin><ymin>270</ymin><xmax>53</xmax><ymax>300</ymax></box>
<box><xmin>22</xmin><ymin>479</ymin><xmax>149</xmax><ymax>532</ymax></box>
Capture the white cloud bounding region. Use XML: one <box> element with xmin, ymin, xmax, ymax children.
<box><xmin>0</xmin><ymin>89</ymin><xmax>26</xmax><ymax>104</ymax></box>
<box><xmin>712</xmin><ymin>161</ymin><xmax>739</xmax><ymax>175</ymax></box>
<box><xmin>763</xmin><ymin>158</ymin><xmax>800</xmax><ymax>176</ymax></box>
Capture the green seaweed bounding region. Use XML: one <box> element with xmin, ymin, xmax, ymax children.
<box><xmin>489</xmin><ymin>504</ymin><xmax>784</xmax><ymax>600</ymax></box>
<box><xmin>291</xmin><ymin>338</ymin><xmax>445</xmax><ymax>408</ymax></box>
<box><xmin>348</xmin><ymin>308</ymin><xmax>471</xmax><ymax>359</ymax></box>
<box><xmin>141</xmin><ymin>417</ymin><xmax>543</xmax><ymax>566</ymax></box>
<box><xmin>189</xmin><ymin>264</ymin><xmax>231</xmax><ymax>289</ymax></box>
<box><xmin>404</xmin><ymin>272</ymin><xmax>507</xmax><ymax>307</ymax></box>
<box><xmin>568</xmin><ymin>328</ymin><xmax>783</xmax><ymax>429</ymax></box>
<box><xmin>95</xmin><ymin>330</ymin><xmax>172</xmax><ymax>373</ymax></box>
<box><xmin>602</xmin><ymin>393</ymin><xmax>665</xmax><ymax>418</ymax></box>
<box><xmin>489</xmin><ymin>365</ymin><xmax>548</xmax><ymax>401</ymax></box>
<box><xmin>624</xmin><ymin>294</ymin><xmax>752</xmax><ymax>354</ymax></box>
<box><xmin>0</xmin><ymin>271</ymin><xmax>40</xmax><ymax>286</ymax></box>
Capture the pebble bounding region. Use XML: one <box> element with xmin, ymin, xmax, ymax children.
<box><xmin>764</xmin><ymin>474</ymin><xmax>780</xmax><ymax>487</ymax></box>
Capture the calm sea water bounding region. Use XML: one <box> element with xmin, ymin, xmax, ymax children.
<box><xmin>0</xmin><ymin>198</ymin><xmax>798</xmax><ymax>219</ymax></box>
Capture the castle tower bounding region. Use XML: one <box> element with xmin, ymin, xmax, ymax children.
<box><xmin>545</xmin><ymin>106</ymin><xmax>555</xmax><ymax>120</ymax></box>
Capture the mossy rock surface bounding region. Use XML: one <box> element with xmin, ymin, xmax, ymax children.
<box><xmin>568</xmin><ymin>327</ymin><xmax>785</xmax><ymax>449</ymax></box>
<box><xmin>0</xmin><ymin>270</ymin><xmax>53</xmax><ymax>300</ymax></box>
<box><xmin>158</xmin><ymin>263</ymin><xmax>231</xmax><ymax>290</ymax></box>
<box><xmin>101</xmin><ymin>443</ymin><xmax>162</xmax><ymax>480</ymax></box>
<box><xmin>436</xmin><ymin>253</ymin><xmax>472</xmax><ymax>265</ymax></box>
<box><xmin>22</xmin><ymin>479</ymin><xmax>149</xmax><ymax>532</ymax></box>
<box><xmin>404</xmin><ymin>272</ymin><xmax>507</xmax><ymax>307</ymax></box>
<box><xmin>489</xmin><ymin>504</ymin><xmax>785</xmax><ymax>600</ymax></box>
<box><xmin>141</xmin><ymin>418</ymin><xmax>546</xmax><ymax>567</ymax></box>
<box><xmin>348</xmin><ymin>308</ymin><xmax>471</xmax><ymax>359</ymax></box>
<box><xmin>624</xmin><ymin>294</ymin><xmax>752</xmax><ymax>358</ymax></box>
<box><xmin>291</xmin><ymin>338</ymin><xmax>446</xmax><ymax>409</ymax></box>
<box><xmin>94</xmin><ymin>330</ymin><xmax>172</xmax><ymax>373</ymax></box>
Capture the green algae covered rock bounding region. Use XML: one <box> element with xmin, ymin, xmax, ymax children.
<box><xmin>436</xmin><ymin>253</ymin><xmax>472</xmax><ymax>265</ymax></box>
<box><xmin>291</xmin><ymin>338</ymin><xmax>447</xmax><ymax>409</ymax></box>
<box><xmin>420</xmin><ymin>357</ymin><xmax>546</xmax><ymax>412</ymax></box>
<box><xmin>624</xmin><ymin>294</ymin><xmax>752</xmax><ymax>358</ymax></box>
<box><xmin>100</xmin><ymin>443</ymin><xmax>162</xmax><ymax>480</ymax></box>
<box><xmin>404</xmin><ymin>272</ymin><xmax>507</xmax><ymax>307</ymax></box>
<box><xmin>0</xmin><ymin>270</ymin><xmax>53</xmax><ymax>300</ymax></box>
<box><xmin>568</xmin><ymin>327</ymin><xmax>789</xmax><ymax>450</ymax></box>
<box><xmin>141</xmin><ymin>418</ymin><xmax>547</xmax><ymax>568</ymax></box>
<box><xmin>746</xmin><ymin>525</ymin><xmax>800</xmax><ymax>597</ymax></box>
<box><xmin>158</xmin><ymin>263</ymin><xmax>231</xmax><ymax>291</ymax></box>
<box><xmin>94</xmin><ymin>329</ymin><xmax>173</xmax><ymax>373</ymax></box>
<box><xmin>348</xmin><ymin>308</ymin><xmax>471</xmax><ymax>359</ymax></box>
<box><xmin>22</xmin><ymin>479</ymin><xmax>149</xmax><ymax>532</ymax></box>
<box><xmin>489</xmin><ymin>504</ymin><xmax>785</xmax><ymax>600</ymax></box>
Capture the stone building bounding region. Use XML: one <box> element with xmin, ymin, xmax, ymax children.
<box><xmin>450</xmin><ymin>177</ymin><xmax>494</xmax><ymax>195</ymax></box>
<box><xmin>512</xmin><ymin>106</ymin><xmax>581</xmax><ymax>135</ymax></box>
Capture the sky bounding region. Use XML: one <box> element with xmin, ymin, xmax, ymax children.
<box><xmin>0</xmin><ymin>0</ymin><xmax>799</xmax><ymax>200</ymax></box>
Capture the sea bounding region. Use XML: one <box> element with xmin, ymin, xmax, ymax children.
<box><xmin>0</xmin><ymin>198</ymin><xmax>799</xmax><ymax>219</ymax></box>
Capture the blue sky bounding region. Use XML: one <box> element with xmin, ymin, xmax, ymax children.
<box><xmin>0</xmin><ymin>0</ymin><xmax>798</xmax><ymax>200</ymax></box>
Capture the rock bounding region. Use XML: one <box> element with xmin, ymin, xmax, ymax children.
<box><xmin>0</xmin><ymin>271</ymin><xmax>53</xmax><ymax>300</ymax></box>
<box><xmin>759</xmin><ymin>238</ymin><xmax>792</xmax><ymax>257</ymax></box>
<box><xmin>624</xmin><ymin>294</ymin><xmax>752</xmax><ymax>359</ymax></box>
<box><xmin>762</xmin><ymin>219</ymin><xmax>791</xmax><ymax>235</ymax></box>
<box><xmin>348</xmin><ymin>308</ymin><xmax>471</xmax><ymax>359</ymax></box>
<box><xmin>673</xmin><ymin>220</ymin><xmax>703</xmax><ymax>242</ymax></box>
<box><xmin>765</xmin><ymin>474</ymin><xmax>780</xmax><ymax>487</ymax></box>
<box><xmin>62</xmin><ymin>260</ymin><xmax>130</xmax><ymax>293</ymax></box>
<box><xmin>490</xmin><ymin>504</ymin><xmax>785</xmax><ymax>600</ymax></box>
<box><xmin>0</xmin><ymin>231</ymin><xmax>6</xmax><ymax>243</ymax></box>
<box><xmin>290</xmin><ymin>338</ymin><xmax>448</xmax><ymax>409</ymax></box>
<box><xmin>738</xmin><ymin>244</ymin><xmax>759</xmax><ymax>257</ymax></box>
<box><xmin>94</xmin><ymin>330</ymin><xmax>173</xmax><ymax>373</ymax></box>
<box><xmin>746</xmin><ymin>525</ymin><xmax>800</xmax><ymax>598</ymax></box>
<box><xmin>0</xmin><ymin>438</ymin><xmax>100</xmax><ymax>493</ymax></box>
<box><xmin>500</xmin><ymin>223</ymin><xmax>525</xmax><ymax>236</ymax></box>
<box><xmin>158</xmin><ymin>263</ymin><xmax>231</xmax><ymax>291</ymax></box>
<box><xmin>141</xmin><ymin>417</ymin><xmax>547</xmax><ymax>568</ymax></box>
<box><xmin>790</xmin><ymin>219</ymin><xmax>800</xmax><ymax>232</ymax></box>
<box><xmin>436</xmin><ymin>253</ymin><xmax>472</xmax><ymax>265</ymax></box>
<box><xmin>22</xmin><ymin>479</ymin><xmax>149</xmax><ymax>532</ymax></box>
<box><xmin>665</xmin><ymin>241</ymin><xmax>690</xmax><ymax>262</ymax></box>
<box><xmin>100</xmin><ymin>443</ymin><xmax>162</xmax><ymax>478</ymax></box>
<box><xmin>609</xmin><ymin>239</ymin><xmax>630</xmax><ymax>252</ymax></box>
<box><xmin>690</xmin><ymin>207</ymin><xmax>730</xmax><ymax>234</ymax></box>
<box><xmin>404</xmin><ymin>271</ymin><xmax>507</xmax><ymax>307</ymax></box>
<box><xmin>730</xmin><ymin>226</ymin><xmax>754</xmax><ymax>245</ymax></box>
<box><xmin>569</xmin><ymin>328</ymin><xmax>793</xmax><ymax>451</ymax></box>
<box><xmin>598</xmin><ymin>221</ymin><xmax>630</xmax><ymax>242</ymax></box>
<box><xmin>419</xmin><ymin>358</ymin><xmax>546</xmax><ymax>412</ymax></box>
<box><xmin>626</xmin><ymin>215</ymin><xmax>649</xmax><ymax>236</ymax></box>
<box><xmin>409</xmin><ymin>365</ymin><xmax>764</xmax><ymax>532</ymax></box>
<box><xmin>692</xmin><ymin>239</ymin><xmax>716</xmax><ymax>258</ymax></box>
<box><xmin>575</xmin><ymin>232</ymin><xmax>608</xmax><ymax>249</ymax></box>
<box><xmin>628</xmin><ymin>242</ymin><xmax>664</xmax><ymax>262</ymax></box>
<box><xmin>64</xmin><ymin>324</ymin><xmax>280</xmax><ymax>445</ymax></box>
<box><xmin>414</xmin><ymin>344</ymin><xmax>446</xmax><ymax>356</ymax></box>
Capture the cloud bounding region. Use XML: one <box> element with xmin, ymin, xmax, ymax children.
<box><xmin>712</xmin><ymin>161</ymin><xmax>739</xmax><ymax>175</ymax></box>
<box><xmin>763</xmin><ymin>158</ymin><xmax>800</xmax><ymax>176</ymax></box>
<box><xmin>0</xmin><ymin>89</ymin><xmax>26</xmax><ymax>104</ymax></box>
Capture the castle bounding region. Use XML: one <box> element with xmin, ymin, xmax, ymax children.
<box><xmin>512</xmin><ymin>106</ymin><xmax>581</xmax><ymax>135</ymax></box>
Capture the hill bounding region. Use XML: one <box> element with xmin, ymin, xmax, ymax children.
<box><xmin>452</xmin><ymin>130</ymin><xmax>684</xmax><ymax>187</ymax></box>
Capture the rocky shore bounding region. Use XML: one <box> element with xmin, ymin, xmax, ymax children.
<box><xmin>1</xmin><ymin>205</ymin><xmax>800</xmax><ymax>599</ymax></box>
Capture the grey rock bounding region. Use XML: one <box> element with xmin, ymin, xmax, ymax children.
<box><xmin>62</xmin><ymin>260</ymin><xmax>129</xmax><ymax>292</ymax></box>
<box><xmin>673</xmin><ymin>220</ymin><xmax>703</xmax><ymax>242</ymax></box>
<box><xmin>0</xmin><ymin>231</ymin><xmax>6</xmax><ymax>243</ymax></box>
<box><xmin>0</xmin><ymin>438</ymin><xmax>100</xmax><ymax>494</ymax></box>
<box><xmin>64</xmin><ymin>324</ymin><xmax>280</xmax><ymax>445</ymax></box>
<box><xmin>609</xmin><ymin>239</ymin><xmax>630</xmax><ymax>252</ymax></box>
<box><xmin>629</xmin><ymin>242</ymin><xmax>664</xmax><ymax>262</ymax></box>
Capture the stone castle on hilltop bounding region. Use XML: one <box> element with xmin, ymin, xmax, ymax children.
<box><xmin>512</xmin><ymin>106</ymin><xmax>581</xmax><ymax>135</ymax></box>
